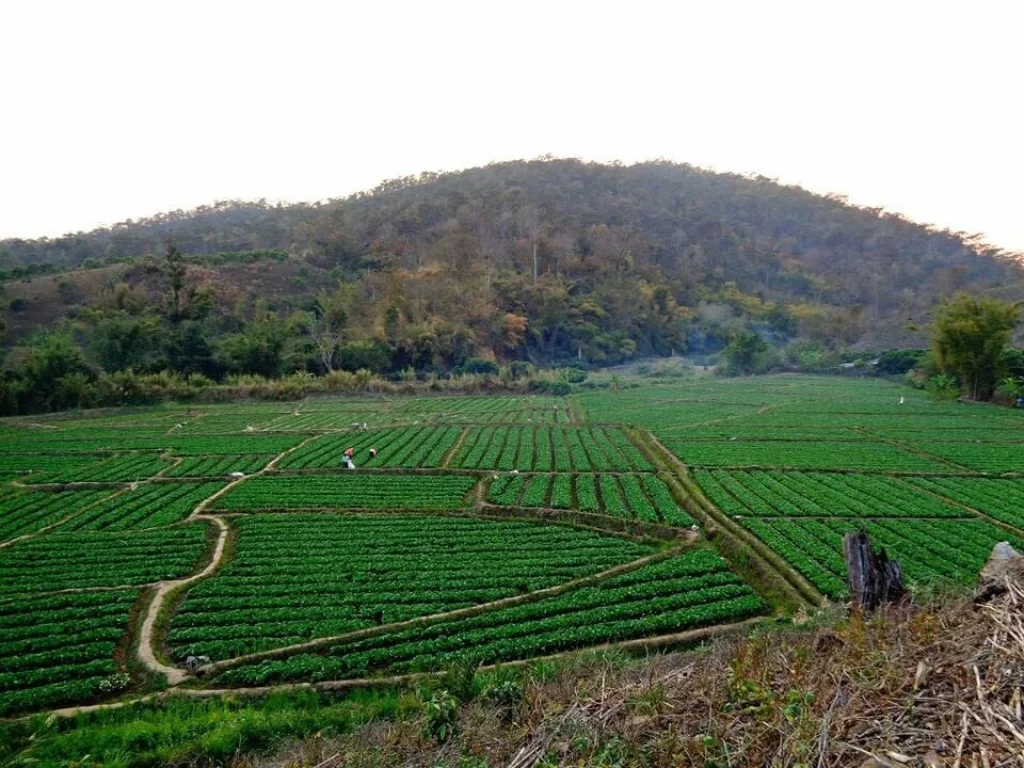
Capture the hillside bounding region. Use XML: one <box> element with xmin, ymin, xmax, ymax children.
<box><xmin>2</xmin><ymin>159</ymin><xmax>1022</xmax><ymax>369</ymax></box>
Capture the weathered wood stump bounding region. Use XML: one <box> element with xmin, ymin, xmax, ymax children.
<box><xmin>843</xmin><ymin>529</ymin><xmax>905</xmax><ymax>610</ymax></box>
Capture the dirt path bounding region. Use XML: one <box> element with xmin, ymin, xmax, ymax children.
<box><xmin>638</xmin><ymin>429</ymin><xmax>824</xmax><ymax>609</ymax></box>
<box><xmin>136</xmin><ymin>515</ymin><xmax>229</xmax><ymax>685</ymax></box>
<box><xmin>134</xmin><ymin>435</ymin><xmax>325</xmax><ymax>685</ymax></box>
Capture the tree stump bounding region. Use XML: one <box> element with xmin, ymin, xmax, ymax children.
<box><xmin>843</xmin><ymin>529</ymin><xmax>905</xmax><ymax>610</ymax></box>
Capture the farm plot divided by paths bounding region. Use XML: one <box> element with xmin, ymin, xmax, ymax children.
<box><xmin>452</xmin><ymin>427</ymin><xmax>651</xmax><ymax>472</ymax></box>
<box><xmin>1</xmin><ymin>377</ymin><xmax>1021</xmax><ymax>717</ymax></box>
<box><xmin>209</xmin><ymin>549</ymin><xmax>764</xmax><ymax>686</ymax></box>
<box><xmin>170</xmin><ymin>514</ymin><xmax>652</xmax><ymax>660</ymax></box>
<box><xmin>488</xmin><ymin>473</ymin><xmax>694</xmax><ymax>526</ymax></box>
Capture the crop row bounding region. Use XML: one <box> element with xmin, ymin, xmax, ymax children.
<box><xmin>24</xmin><ymin>454</ymin><xmax>171</xmax><ymax>484</ymax></box>
<box><xmin>695</xmin><ymin>470</ymin><xmax>962</xmax><ymax>519</ymax></box>
<box><xmin>171</xmin><ymin>513</ymin><xmax>649</xmax><ymax>659</ymax></box>
<box><xmin>452</xmin><ymin>427</ymin><xmax>651</xmax><ymax>472</ymax></box>
<box><xmin>0</xmin><ymin>524</ymin><xmax>209</xmax><ymax>595</ymax></box>
<box><xmin>756</xmin><ymin>411</ymin><xmax>1000</xmax><ymax>427</ymax></box>
<box><xmin>0</xmin><ymin>434</ymin><xmax>305</xmax><ymax>455</ymax></box>
<box><xmin>580</xmin><ymin>394</ymin><xmax>758</xmax><ymax>431</ymax></box>
<box><xmin>60</xmin><ymin>481</ymin><xmax>225</xmax><ymax>531</ymax></box>
<box><xmin>213</xmin><ymin>474</ymin><xmax>478</xmax><ymax>511</ymax></box>
<box><xmin>260</xmin><ymin>411</ymin><xmax>394</xmax><ymax>431</ymax></box>
<box><xmin>278</xmin><ymin>427</ymin><xmax>461</xmax><ymax>470</ymax></box>
<box><xmin>165</xmin><ymin>455</ymin><xmax>272</xmax><ymax>478</ymax></box>
<box><xmin>212</xmin><ymin>549</ymin><xmax>764</xmax><ymax>685</ymax></box>
<box><xmin>908</xmin><ymin>477</ymin><xmax>1024</xmax><ymax>530</ymax></box>
<box><xmin>488</xmin><ymin>473</ymin><xmax>694</xmax><ymax>526</ymax></box>
<box><xmin>743</xmin><ymin>517</ymin><xmax>1024</xmax><ymax>599</ymax></box>
<box><xmin>389</xmin><ymin>396</ymin><xmax>566</xmax><ymax>415</ymax></box>
<box><xmin>0</xmin><ymin>454</ymin><xmax>100</xmax><ymax>480</ymax></box>
<box><xmin>914</xmin><ymin>443</ymin><xmax>1024</xmax><ymax>474</ymax></box>
<box><xmin>0</xmin><ymin>489</ymin><xmax>115</xmax><ymax>542</ymax></box>
<box><xmin>0</xmin><ymin>590</ymin><xmax>137</xmax><ymax>716</ymax></box>
<box><xmin>663</xmin><ymin>439</ymin><xmax>950</xmax><ymax>472</ymax></box>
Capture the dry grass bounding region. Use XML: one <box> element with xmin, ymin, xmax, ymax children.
<box><xmin>249</xmin><ymin>564</ymin><xmax>1024</xmax><ymax>768</ymax></box>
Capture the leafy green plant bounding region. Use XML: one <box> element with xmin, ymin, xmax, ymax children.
<box><xmin>424</xmin><ymin>688</ymin><xmax>459</xmax><ymax>743</ymax></box>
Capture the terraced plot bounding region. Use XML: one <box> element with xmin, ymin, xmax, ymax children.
<box><xmin>452</xmin><ymin>427</ymin><xmax>651</xmax><ymax>471</ymax></box>
<box><xmin>694</xmin><ymin>470</ymin><xmax>963</xmax><ymax>518</ymax></box>
<box><xmin>908</xmin><ymin>477</ymin><xmax>1024</xmax><ymax>530</ymax></box>
<box><xmin>664</xmin><ymin>439</ymin><xmax>950</xmax><ymax>472</ymax></box>
<box><xmin>278</xmin><ymin>427</ymin><xmax>461</xmax><ymax>469</ymax></box>
<box><xmin>742</xmin><ymin>517</ymin><xmax>1024</xmax><ymax>599</ymax></box>
<box><xmin>0</xmin><ymin>454</ymin><xmax>99</xmax><ymax>480</ymax></box>
<box><xmin>211</xmin><ymin>549</ymin><xmax>764</xmax><ymax>685</ymax></box>
<box><xmin>0</xmin><ymin>490</ymin><xmax>116</xmax><ymax>541</ymax></box>
<box><xmin>914</xmin><ymin>443</ymin><xmax>1024</xmax><ymax>473</ymax></box>
<box><xmin>213</xmin><ymin>474</ymin><xmax>477</xmax><ymax>511</ymax></box>
<box><xmin>0</xmin><ymin>524</ymin><xmax>210</xmax><ymax>595</ymax></box>
<box><xmin>488</xmin><ymin>473</ymin><xmax>694</xmax><ymax>526</ymax></box>
<box><xmin>23</xmin><ymin>454</ymin><xmax>172</xmax><ymax>484</ymax></box>
<box><xmin>170</xmin><ymin>513</ymin><xmax>651</xmax><ymax>659</ymax></box>
<box><xmin>59</xmin><ymin>482</ymin><xmax>225</xmax><ymax>531</ymax></box>
<box><xmin>165</xmin><ymin>455</ymin><xmax>272</xmax><ymax>478</ymax></box>
<box><xmin>0</xmin><ymin>590</ymin><xmax>138</xmax><ymax>716</ymax></box>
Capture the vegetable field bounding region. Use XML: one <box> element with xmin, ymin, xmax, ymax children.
<box><xmin>1</xmin><ymin>375</ymin><xmax>1021</xmax><ymax>716</ymax></box>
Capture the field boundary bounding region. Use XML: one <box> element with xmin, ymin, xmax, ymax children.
<box><xmin>33</xmin><ymin>615</ymin><xmax>765</xmax><ymax>721</ymax></box>
<box><xmin>633</xmin><ymin>429</ymin><xmax>825</xmax><ymax>610</ymax></box>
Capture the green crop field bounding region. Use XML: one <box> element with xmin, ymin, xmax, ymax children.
<box><xmin>1</xmin><ymin>375</ymin><xmax>1022</xmax><ymax>718</ymax></box>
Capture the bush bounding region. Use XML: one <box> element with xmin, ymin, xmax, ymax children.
<box><xmin>424</xmin><ymin>689</ymin><xmax>459</xmax><ymax>743</ymax></box>
<box><xmin>876</xmin><ymin>349</ymin><xmax>927</xmax><ymax>375</ymax></box>
<box><xmin>926</xmin><ymin>374</ymin><xmax>961</xmax><ymax>401</ymax></box>
<box><xmin>459</xmin><ymin>357</ymin><xmax>500</xmax><ymax>376</ymax></box>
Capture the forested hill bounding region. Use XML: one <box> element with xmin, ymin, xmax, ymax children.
<box><xmin>1</xmin><ymin>159</ymin><xmax>1022</xmax><ymax>370</ymax></box>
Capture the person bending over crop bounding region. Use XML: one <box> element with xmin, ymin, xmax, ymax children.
<box><xmin>341</xmin><ymin>447</ymin><xmax>356</xmax><ymax>469</ymax></box>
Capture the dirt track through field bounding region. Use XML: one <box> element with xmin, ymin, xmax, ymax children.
<box><xmin>136</xmin><ymin>515</ymin><xmax>229</xmax><ymax>685</ymax></box>
<box><xmin>136</xmin><ymin>436</ymin><xmax>323</xmax><ymax>685</ymax></box>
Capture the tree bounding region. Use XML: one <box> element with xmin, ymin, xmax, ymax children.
<box><xmin>16</xmin><ymin>333</ymin><xmax>95</xmax><ymax>411</ymax></box>
<box><xmin>307</xmin><ymin>284</ymin><xmax>355</xmax><ymax>373</ymax></box>
<box><xmin>931</xmin><ymin>294</ymin><xmax>1020</xmax><ymax>400</ymax></box>
<box><xmin>722</xmin><ymin>330</ymin><xmax>770</xmax><ymax>375</ymax></box>
<box><xmin>165</xmin><ymin>240</ymin><xmax>186</xmax><ymax>324</ymax></box>
<box><xmin>87</xmin><ymin>311</ymin><xmax>163</xmax><ymax>372</ymax></box>
<box><xmin>216</xmin><ymin>315</ymin><xmax>289</xmax><ymax>377</ymax></box>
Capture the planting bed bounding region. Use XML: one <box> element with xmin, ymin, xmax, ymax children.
<box><xmin>212</xmin><ymin>474</ymin><xmax>477</xmax><ymax>511</ymax></box>
<box><xmin>170</xmin><ymin>513</ymin><xmax>650</xmax><ymax>659</ymax></box>
<box><xmin>0</xmin><ymin>590</ymin><xmax>138</xmax><ymax>716</ymax></box>
<box><xmin>0</xmin><ymin>524</ymin><xmax>209</xmax><ymax>595</ymax></box>
<box><xmin>0</xmin><ymin>490</ymin><xmax>116</xmax><ymax>542</ymax></box>
<box><xmin>59</xmin><ymin>482</ymin><xmax>225</xmax><ymax>531</ymax></box>
<box><xmin>488</xmin><ymin>473</ymin><xmax>694</xmax><ymax>526</ymax></box>
<box><xmin>210</xmin><ymin>549</ymin><xmax>764</xmax><ymax>685</ymax></box>
<box><xmin>452</xmin><ymin>427</ymin><xmax>651</xmax><ymax>472</ymax></box>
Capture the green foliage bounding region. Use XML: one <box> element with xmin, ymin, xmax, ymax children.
<box><xmin>424</xmin><ymin>688</ymin><xmax>459</xmax><ymax>743</ymax></box>
<box><xmin>925</xmin><ymin>373</ymin><xmax>961</xmax><ymax>400</ymax></box>
<box><xmin>931</xmin><ymin>293</ymin><xmax>1020</xmax><ymax>400</ymax></box>
<box><xmin>721</xmin><ymin>331</ymin><xmax>771</xmax><ymax>375</ymax></box>
<box><xmin>875</xmin><ymin>348</ymin><xmax>927</xmax><ymax>375</ymax></box>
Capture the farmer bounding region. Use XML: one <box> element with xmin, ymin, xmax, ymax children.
<box><xmin>369</xmin><ymin>447</ymin><xmax>378</xmax><ymax>459</ymax></box>
<box><xmin>341</xmin><ymin>447</ymin><xmax>356</xmax><ymax>469</ymax></box>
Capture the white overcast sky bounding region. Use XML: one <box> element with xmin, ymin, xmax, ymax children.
<box><xmin>1</xmin><ymin>0</ymin><xmax>1022</xmax><ymax>251</ymax></box>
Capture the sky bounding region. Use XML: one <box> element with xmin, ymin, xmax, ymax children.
<box><xmin>1</xmin><ymin>0</ymin><xmax>1022</xmax><ymax>252</ymax></box>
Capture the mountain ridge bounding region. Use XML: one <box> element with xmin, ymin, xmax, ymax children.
<box><xmin>2</xmin><ymin>158</ymin><xmax>1022</xmax><ymax>362</ymax></box>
